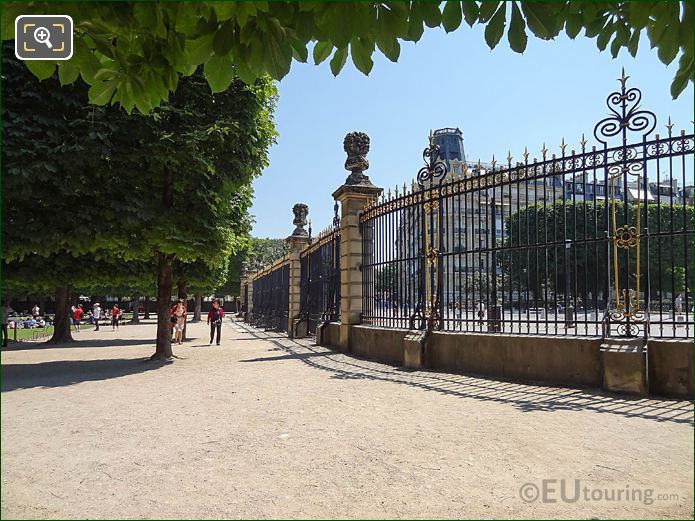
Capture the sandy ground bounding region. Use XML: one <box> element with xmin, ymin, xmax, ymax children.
<box><xmin>1</xmin><ymin>318</ymin><xmax>692</xmax><ymax>520</ymax></box>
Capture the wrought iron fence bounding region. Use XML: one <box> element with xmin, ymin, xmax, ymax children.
<box><xmin>251</xmin><ymin>258</ymin><xmax>290</xmax><ymax>332</ymax></box>
<box><xmin>298</xmin><ymin>224</ymin><xmax>341</xmax><ymax>334</ymax></box>
<box><xmin>361</xmin><ymin>73</ymin><xmax>694</xmax><ymax>339</ymax></box>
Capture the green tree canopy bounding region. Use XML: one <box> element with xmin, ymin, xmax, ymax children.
<box><xmin>2</xmin><ymin>43</ymin><xmax>278</xmax><ymax>352</ymax></box>
<box><xmin>2</xmin><ymin>1</ymin><xmax>691</xmax><ymax>115</ymax></box>
<box><xmin>504</xmin><ymin>200</ymin><xmax>694</xmax><ymax>301</ymax></box>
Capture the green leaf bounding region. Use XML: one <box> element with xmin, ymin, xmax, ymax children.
<box><xmin>376</xmin><ymin>36</ymin><xmax>400</xmax><ymax>62</ymax></box>
<box><xmin>565</xmin><ymin>13</ymin><xmax>583</xmax><ymax>39</ymax></box>
<box><xmin>213</xmin><ymin>20</ymin><xmax>235</xmax><ymax>56</ymax></box>
<box><xmin>350</xmin><ymin>37</ymin><xmax>374</xmax><ymax>75</ymax></box>
<box><xmin>318</xmin><ymin>4</ymin><xmax>353</xmax><ymax>48</ymax></box>
<box><xmin>629</xmin><ymin>2</ymin><xmax>654</xmax><ymax>29</ymax></box>
<box><xmin>378</xmin><ymin>3</ymin><xmax>409</xmax><ymax>37</ymax></box>
<box><xmin>656</xmin><ymin>27</ymin><xmax>679</xmax><ymax>64</ymax></box>
<box><xmin>329</xmin><ymin>47</ymin><xmax>348</xmax><ymax>76</ymax></box>
<box><xmin>134</xmin><ymin>3</ymin><xmax>166</xmax><ymax>39</ymax></box>
<box><xmin>596</xmin><ymin>22</ymin><xmax>614</xmax><ymax>51</ymax></box>
<box><xmin>646</xmin><ymin>18</ymin><xmax>667</xmax><ymax>49</ymax></box>
<box><xmin>88</xmin><ymin>80</ymin><xmax>118</xmax><ymax>105</ymax></box>
<box><xmin>289</xmin><ymin>38</ymin><xmax>308</xmax><ymax>63</ymax></box>
<box><xmin>405</xmin><ymin>2</ymin><xmax>425</xmax><ymax>41</ymax></box>
<box><xmin>210</xmin><ymin>2</ymin><xmax>237</xmax><ymax>22</ymax></box>
<box><xmin>204</xmin><ymin>53</ymin><xmax>235</xmax><ymax>93</ymax></box>
<box><xmin>93</xmin><ymin>68</ymin><xmax>118</xmax><ymax>81</ymax></box>
<box><xmin>185</xmin><ymin>34</ymin><xmax>215</xmax><ymax>66</ymax></box>
<box><xmin>484</xmin><ymin>3</ymin><xmax>507</xmax><ymax>50</ymax></box>
<box><xmin>479</xmin><ymin>1</ymin><xmax>499</xmax><ymax>23</ymax></box>
<box><xmin>313</xmin><ymin>41</ymin><xmax>333</xmax><ymax>64</ymax></box>
<box><xmin>72</xmin><ymin>38</ymin><xmax>102</xmax><ymax>85</ymax></box>
<box><xmin>610</xmin><ymin>24</ymin><xmax>630</xmax><ymax>58</ymax></box>
<box><xmin>584</xmin><ymin>15</ymin><xmax>607</xmax><ymax>38</ymax></box>
<box><xmin>670</xmin><ymin>53</ymin><xmax>693</xmax><ymax>99</ymax></box>
<box><xmin>627</xmin><ymin>29</ymin><xmax>640</xmax><ymax>58</ymax></box>
<box><xmin>258</xmin><ymin>17</ymin><xmax>293</xmax><ymax>80</ymax></box>
<box><xmin>233</xmin><ymin>3</ymin><xmax>257</xmax><ymax>26</ymax></box>
<box><xmin>520</xmin><ymin>1</ymin><xmax>559</xmax><ymax>40</ymax></box>
<box><xmin>25</xmin><ymin>60</ymin><xmax>56</xmax><ymax>81</ymax></box>
<box><xmin>462</xmin><ymin>1</ymin><xmax>480</xmax><ymax>27</ymax></box>
<box><xmin>442</xmin><ymin>1</ymin><xmax>463</xmax><ymax>33</ymax></box>
<box><xmin>233</xmin><ymin>59</ymin><xmax>260</xmax><ymax>85</ymax></box>
<box><xmin>610</xmin><ymin>35</ymin><xmax>622</xmax><ymax>58</ymax></box>
<box><xmin>420</xmin><ymin>2</ymin><xmax>442</xmax><ymax>28</ymax></box>
<box><xmin>58</xmin><ymin>60</ymin><xmax>80</xmax><ymax>85</ymax></box>
<box><xmin>508</xmin><ymin>2</ymin><xmax>527</xmax><ymax>53</ymax></box>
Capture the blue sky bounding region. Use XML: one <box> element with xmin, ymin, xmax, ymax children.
<box><xmin>250</xmin><ymin>24</ymin><xmax>694</xmax><ymax>238</ymax></box>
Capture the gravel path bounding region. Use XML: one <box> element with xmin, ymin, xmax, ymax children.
<box><xmin>1</xmin><ymin>318</ymin><xmax>692</xmax><ymax>519</ymax></box>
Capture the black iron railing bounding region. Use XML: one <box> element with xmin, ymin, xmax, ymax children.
<box><xmin>361</xmin><ymin>74</ymin><xmax>693</xmax><ymax>339</ymax></box>
<box><xmin>252</xmin><ymin>258</ymin><xmax>290</xmax><ymax>332</ymax></box>
<box><xmin>298</xmin><ymin>225</ymin><xmax>341</xmax><ymax>334</ymax></box>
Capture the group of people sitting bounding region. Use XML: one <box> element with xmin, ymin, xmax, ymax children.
<box><xmin>7</xmin><ymin>315</ymin><xmax>49</xmax><ymax>329</ymax></box>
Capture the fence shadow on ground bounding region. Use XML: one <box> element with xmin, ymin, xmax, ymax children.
<box><xmin>233</xmin><ymin>321</ymin><xmax>693</xmax><ymax>426</ymax></box>
<box><xmin>1</xmin><ymin>357</ymin><xmax>169</xmax><ymax>392</ymax></box>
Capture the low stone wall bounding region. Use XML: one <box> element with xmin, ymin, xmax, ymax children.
<box><xmin>317</xmin><ymin>322</ymin><xmax>340</xmax><ymax>349</ymax></box>
<box><xmin>349</xmin><ymin>326</ymin><xmax>407</xmax><ymax>365</ymax></box>
<box><xmin>648</xmin><ymin>339</ymin><xmax>693</xmax><ymax>398</ymax></box>
<box><xmin>317</xmin><ymin>324</ymin><xmax>692</xmax><ymax>397</ymax></box>
<box><xmin>427</xmin><ymin>332</ymin><xmax>603</xmax><ymax>387</ymax></box>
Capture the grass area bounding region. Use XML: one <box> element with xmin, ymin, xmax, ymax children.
<box><xmin>11</xmin><ymin>323</ymin><xmax>96</xmax><ymax>342</ymax></box>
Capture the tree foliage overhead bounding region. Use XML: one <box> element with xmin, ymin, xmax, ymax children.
<box><xmin>2</xmin><ymin>1</ymin><xmax>691</xmax><ymax>115</ymax></box>
<box><xmin>2</xmin><ymin>42</ymin><xmax>278</xmax><ymax>345</ymax></box>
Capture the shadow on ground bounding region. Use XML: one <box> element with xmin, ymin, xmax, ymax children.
<box><xmin>3</xmin><ymin>337</ymin><xmax>199</xmax><ymax>352</ymax></box>
<box><xmin>232</xmin><ymin>321</ymin><xmax>694</xmax><ymax>426</ymax></box>
<box><xmin>1</xmin><ymin>357</ymin><xmax>169</xmax><ymax>392</ymax></box>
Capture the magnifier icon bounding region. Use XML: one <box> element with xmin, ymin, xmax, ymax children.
<box><xmin>33</xmin><ymin>26</ymin><xmax>53</xmax><ymax>49</ymax></box>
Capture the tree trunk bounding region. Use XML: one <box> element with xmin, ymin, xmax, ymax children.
<box><xmin>47</xmin><ymin>286</ymin><xmax>74</xmax><ymax>343</ymax></box>
<box><xmin>177</xmin><ymin>280</ymin><xmax>188</xmax><ymax>341</ymax></box>
<box><xmin>130</xmin><ymin>295</ymin><xmax>140</xmax><ymax>323</ymax></box>
<box><xmin>192</xmin><ymin>294</ymin><xmax>202</xmax><ymax>322</ymax></box>
<box><xmin>144</xmin><ymin>296</ymin><xmax>151</xmax><ymax>319</ymax></box>
<box><xmin>151</xmin><ymin>253</ymin><xmax>174</xmax><ymax>360</ymax></box>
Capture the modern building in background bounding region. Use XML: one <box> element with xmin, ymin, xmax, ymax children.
<box><xmin>432</xmin><ymin>128</ymin><xmax>466</xmax><ymax>167</ymax></box>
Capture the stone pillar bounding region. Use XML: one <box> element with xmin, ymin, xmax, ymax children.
<box><xmin>331</xmin><ymin>132</ymin><xmax>382</xmax><ymax>352</ymax></box>
<box><xmin>244</xmin><ymin>269</ymin><xmax>257</xmax><ymax>322</ymax></box>
<box><xmin>287</xmin><ymin>203</ymin><xmax>311</xmax><ymax>338</ymax></box>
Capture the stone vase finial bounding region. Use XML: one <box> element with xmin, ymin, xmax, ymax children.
<box><xmin>292</xmin><ymin>203</ymin><xmax>309</xmax><ymax>236</ymax></box>
<box><xmin>343</xmin><ymin>131</ymin><xmax>372</xmax><ymax>185</ymax></box>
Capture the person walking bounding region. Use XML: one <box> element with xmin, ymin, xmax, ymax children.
<box><xmin>476</xmin><ymin>301</ymin><xmax>486</xmax><ymax>326</ymax></box>
<box><xmin>112</xmin><ymin>304</ymin><xmax>120</xmax><ymax>331</ymax></box>
<box><xmin>92</xmin><ymin>302</ymin><xmax>102</xmax><ymax>331</ymax></box>
<box><xmin>207</xmin><ymin>299</ymin><xmax>225</xmax><ymax>345</ymax></box>
<box><xmin>2</xmin><ymin>301</ymin><xmax>13</xmax><ymax>348</ymax></box>
<box><xmin>73</xmin><ymin>304</ymin><xmax>84</xmax><ymax>332</ymax></box>
<box><xmin>171</xmin><ymin>299</ymin><xmax>187</xmax><ymax>345</ymax></box>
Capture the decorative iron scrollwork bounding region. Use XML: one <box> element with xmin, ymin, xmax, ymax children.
<box><xmin>417</xmin><ymin>130</ymin><xmax>448</xmax><ymax>187</ymax></box>
<box><xmin>594</xmin><ymin>69</ymin><xmax>657</xmax><ymax>144</ymax></box>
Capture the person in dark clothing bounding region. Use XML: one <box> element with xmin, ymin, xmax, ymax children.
<box><xmin>207</xmin><ymin>299</ymin><xmax>225</xmax><ymax>345</ymax></box>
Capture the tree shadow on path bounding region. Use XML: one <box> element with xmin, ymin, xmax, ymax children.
<box><xmin>1</xmin><ymin>357</ymin><xmax>169</xmax><ymax>392</ymax></box>
<box><xmin>232</xmin><ymin>321</ymin><xmax>694</xmax><ymax>426</ymax></box>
